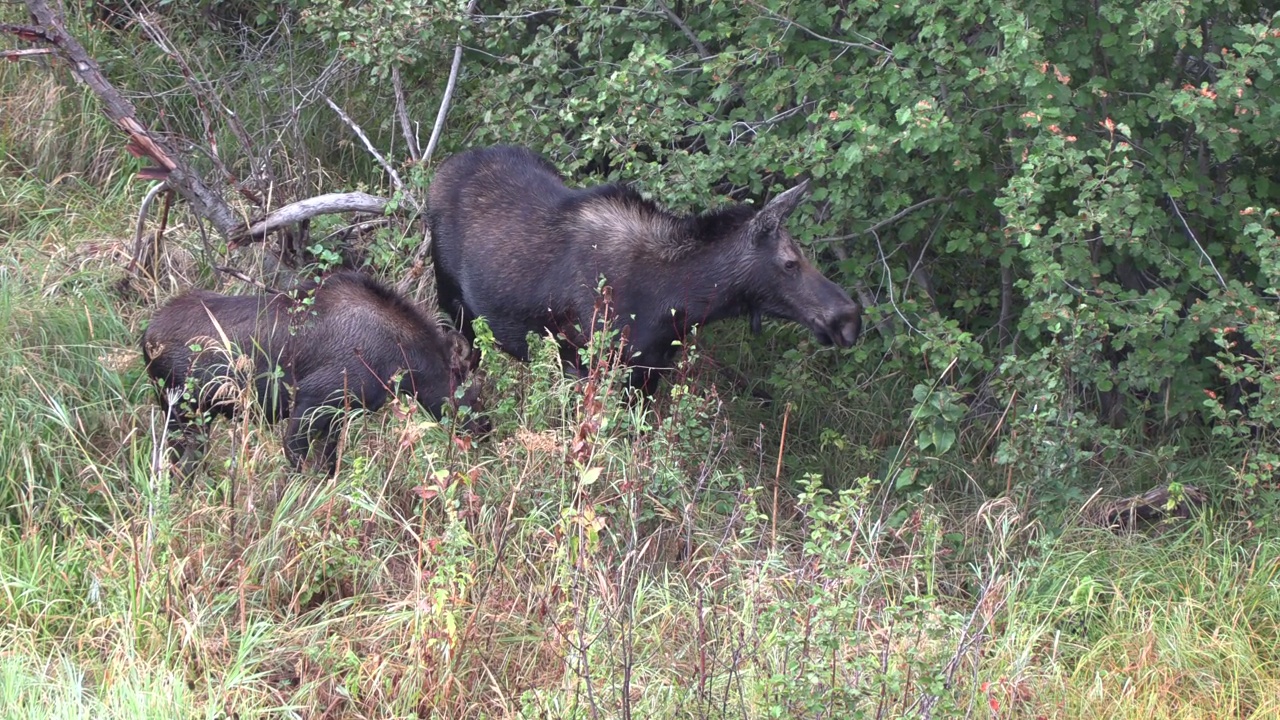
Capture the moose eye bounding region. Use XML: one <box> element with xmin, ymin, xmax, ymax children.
<box><xmin>784</xmin><ymin>259</ymin><xmax>799</xmax><ymax>271</ymax></box>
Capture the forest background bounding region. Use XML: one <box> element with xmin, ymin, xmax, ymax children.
<box><xmin>2</xmin><ymin>0</ymin><xmax>1280</xmax><ymax>717</ymax></box>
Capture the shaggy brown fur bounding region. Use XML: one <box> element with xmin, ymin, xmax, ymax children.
<box><xmin>428</xmin><ymin>145</ymin><xmax>861</xmax><ymax>392</ymax></box>
<box><xmin>142</xmin><ymin>271</ymin><xmax>487</xmax><ymax>474</ymax></box>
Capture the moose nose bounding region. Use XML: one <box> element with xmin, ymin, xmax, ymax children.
<box><xmin>828</xmin><ymin>307</ymin><xmax>861</xmax><ymax>348</ymax></box>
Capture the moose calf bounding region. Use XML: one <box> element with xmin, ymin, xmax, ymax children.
<box><xmin>141</xmin><ymin>271</ymin><xmax>486</xmax><ymax>474</ymax></box>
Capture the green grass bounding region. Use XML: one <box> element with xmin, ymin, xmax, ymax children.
<box><xmin>2</xmin><ymin>72</ymin><xmax>1278</xmax><ymax>719</ymax></box>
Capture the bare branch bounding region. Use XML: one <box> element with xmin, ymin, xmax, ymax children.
<box><xmin>654</xmin><ymin>0</ymin><xmax>711</xmax><ymax>60</ymax></box>
<box><xmin>424</xmin><ymin>0</ymin><xmax>481</xmax><ymax>166</ymax></box>
<box><xmin>743</xmin><ymin>0</ymin><xmax>890</xmax><ymax>55</ymax></box>
<box><xmin>0</xmin><ymin>23</ymin><xmax>51</xmax><ymax>42</ymax></box>
<box><xmin>17</xmin><ymin>0</ymin><xmax>242</xmax><ymax>238</ymax></box>
<box><xmin>216</xmin><ymin>266</ymin><xmax>280</xmax><ymax>294</ymax></box>
<box><xmin>816</xmin><ymin>194</ymin><xmax>960</xmax><ymax>244</ymax></box>
<box><xmin>322</xmin><ymin>94</ymin><xmax>404</xmax><ymax>194</ymax></box>
<box><xmin>391</xmin><ymin>66</ymin><xmax>421</xmax><ymax>162</ymax></box>
<box><xmin>1167</xmin><ymin>193</ymin><xmax>1227</xmax><ymax>290</ymax></box>
<box><xmin>0</xmin><ymin>47</ymin><xmax>53</xmax><ymax>59</ymax></box>
<box><xmin>128</xmin><ymin>181</ymin><xmax>173</xmax><ymax>277</ymax></box>
<box><xmin>231</xmin><ymin>192</ymin><xmax>389</xmax><ymax>246</ymax></box>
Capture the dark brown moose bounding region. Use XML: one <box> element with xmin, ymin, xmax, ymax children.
<box><xmin>427</xmin><ymin>145</ymin><xmax>862</xmax><ymax>391</ymax></box>
<box><xmin>141</xmin><ymin>271</ymin><xmax>487</xmax><ymax>474</ymax></box>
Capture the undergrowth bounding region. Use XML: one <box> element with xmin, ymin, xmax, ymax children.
<box><xmin>1</xmin><ymin>60</ymin><xmax>1275</xmax><ymax>720</ymax></box>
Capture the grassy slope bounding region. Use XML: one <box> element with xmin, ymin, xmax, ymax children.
<box><xmin>2</xmin><ymin>76</ymin><xmax>1279</xmax><ymax>720</ymax></box>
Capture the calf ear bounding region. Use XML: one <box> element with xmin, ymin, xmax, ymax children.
<box><xmin>749</xmin><ymin>179</ymin><xmax>811</xmax><ymax>244</ymax></box>
<box><xmin>447</xmin><ymin>331</ymin><xmax>472</xmax><ymax>369</ymax></box>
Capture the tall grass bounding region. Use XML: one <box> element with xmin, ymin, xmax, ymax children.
<box><xmin>2</xmin><ymin>194</ymin><xmax>1275</xmax><ymax>716</ymax></box>
<box><xmin>2</xmin><ymin>26</ymin><xmax>1277</xmax><ymax>714</ymax></box>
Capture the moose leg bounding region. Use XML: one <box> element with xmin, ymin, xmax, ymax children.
<box><xmin>284</xmin><ymin>382</ymin><xmax>340</xmax><ymax>470</ymax></box>
<box><xmin>434</xmin><ymin>267</ymin><xmax>478</xmax><ymax>342</ymax></box>
<box><xmin>285</xmin><ymin>372</ymin><xmax>383</xmax><ymax>474</ymax></box>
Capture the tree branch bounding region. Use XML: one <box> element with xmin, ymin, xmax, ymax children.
<box><xmin>322</xmin><ymin>94</ymin><xmax>404</xmax><ymax>194</ymax></box>
<box><xmin>391</xmin><ymin>66</ymin><xmax>421</xmax><ymax>162</ymax></box>
<box><xmin>816</xmin><ymin>193</ymin><xmax>965</xmax><ymax>244</ymax></box>
<box><xmin>230</xmin><ymin>192</ymin><xmax>389</xmax><ymax>246</ymax></box>
<box><xmin>424</xmin><ymin>0</ymin><xmax>481</xmax><ymax>166</ymax></box>
<box><xmin>1167</xmin><ymin>193</ymin><xmax>1227</xmax><ymax>290</ymax></box>
<box><xmin>0</xmin><ymin>47</ymin><xmax>53</xmax><ymax>59</ymax></box>
<box><xmin>743</xmin><ymin>0</ymin><xmax>890</xmax><ymax>55</ymax></box>
<box><xmin>16</xmin><ymin>0</ymin><xmax>242</xmax><ymax>238</ymax></box>
<box><xmin>654</xmin><ymin>0</ymin><xmax>711</xmax><ymax>60</ymax></box>
<box><xmin>998</xmin><ymin>265</ymin><xmax>1014</xmax><ymax>349</ymax></box>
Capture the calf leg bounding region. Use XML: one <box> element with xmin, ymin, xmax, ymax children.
<box><xmin>284</xmin><ymin>371</ymin><xmax>389</xmax><ymax>474</ymax></box>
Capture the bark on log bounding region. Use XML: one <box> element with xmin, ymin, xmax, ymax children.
<box><xmin>231</xmin><ymin>192</ymin><xmax>389</xmax><ymax>247</ymax></box>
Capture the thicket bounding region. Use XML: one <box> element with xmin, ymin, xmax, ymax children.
<box><xmin>300</xmin><ymin>0</ymin><xmax>1280</xmax><ymax>512</ymax></box>
<box><xmin>9</xmin><ymin>1</ymin><xmax>1280</xmax><ymax>512</ymax></box>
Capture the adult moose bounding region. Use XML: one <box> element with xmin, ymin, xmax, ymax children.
<box><xmin>427</xmin><ymin>146</ymin><xmax>862</xmax><ymax>392</ymax></box>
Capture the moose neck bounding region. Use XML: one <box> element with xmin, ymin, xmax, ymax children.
<box><xmin>641</xmin><ymin>208</ymin><xmax>759</xmax><ymax>336</ymax></box>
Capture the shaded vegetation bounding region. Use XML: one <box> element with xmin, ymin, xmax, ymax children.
<box><xmin>2</xmin><ymin>0</ymin><xmax>1279</xmax><ymax>717</ymax></box>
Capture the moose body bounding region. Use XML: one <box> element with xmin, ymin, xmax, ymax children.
<box><xmin>428</xmin><ymin>145</ymin><xmax>861</xmax><ymax>391</ymax></box>
<box><xmin>142</xmin><ymin>271</ymin><xmax>485</xmax><ymax>473</ymax></box>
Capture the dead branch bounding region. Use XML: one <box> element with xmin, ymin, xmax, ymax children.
<box><xmin>9</xmin><ymin>3</ymin><xmax>404</xmax><ymax>258</ymax></box>
<box><xmin>816</xmin><ymin>192</ymin><xmax>970</xmax><ymax>245</ymax></box>
<box><xmin>322</xmin><ymin>94</ymin><xmax>405</xmax><ymax>195</ymax></box>
<box><xmin>391</xmin><ymin>66</ymin><xmax>421</xmax><ymax>162</ymax></box>
<box><xmin>424</xmin><ymin>0</ymin><xmax>481</xmax><ymax>166</ymax></box>
<box><xmin>216</xmin><ymin>266</ymin><xmax>280</xmax><ymax>294</ymax></box>
<box><xmin>1167</xmin><ymin>193</ymin><xmax>1227</xmax><ymax>290</ymax></box>
<box><xmin>135</xmin><ymin>12</ymin><xmax>265</xmax><ymax>207</ymax></box>
<box><xmin>231</xmin><ymin>192</ymin><xmax>388</xmax><ymax>246</ymax></box>
<box><xmin>14</xmin><ymin>0</ymin><xmax>242</xmax><ymax>238</ymax></box>
<box><xmin>128</xmin><ymin>181</ymin><xmax>174</xmax><ymax>277</ymax></box>
<box><xmin>0</xmin><ymin>23</ymin><xmax>50</xmax><ymax>43</ymax></box>
<box><xmin>1</xmin><ymin>47</ymin><xmax>53</xmax><ymax>59</ymax></box>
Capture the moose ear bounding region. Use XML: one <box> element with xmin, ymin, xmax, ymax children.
<box><xmin>447</xmin><ymin>330</ymin><xmax>473</xmax><ymax>370</ymax></box>
<box><xmin>749</xmin><ymin>179</ymin><xmax>811</xmax><ymax>243</ymax></box>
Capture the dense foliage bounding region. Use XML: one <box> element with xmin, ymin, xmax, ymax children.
<box><xmin>16</xmin><ymin>1</ymin><xmax>1280</xmax><ymax>509</ymax></box>
<box><xmin>296</xmin><ymin>0</ymin><xmax>1280</xmax><ymax>510</ymax></box>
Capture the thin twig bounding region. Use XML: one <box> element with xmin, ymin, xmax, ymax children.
<box><xmin>975</xmin><ymin>388</ymin><xmax>1018</xmax><ymax>461</ymax></box>
<box><xmin>816</xmin><ymin>193</ymin><xmax>965</xmax><ymax>244</ymax></box>
<box><xmin>215</xmin><ymin>266</ymin><xmax>279</xmax><ymax>294</ymax></box>
<box><xmin>424</xmin><ymin>0</ymin><xmax>481</xmax><ymax>166</ymax></box>
<box><xmin>901</xmin><ymin>202</ymin><xmax>952</xmax><ymax>308</ymax></box>
<box><xmin>322</xmin><ymin>94</ymin><xmax>404</xmax><ymax>193</ymax></box>
<box><xmin>873</xmin><ymin>230</ymin><xmax>922</xmax><ymax>335</ymax></box>
<box><xmin>391</xmin><ymin>66</ymin><xmax>421</xmax><ymax>162</ymax></box>
<box><xmin>1167</xmin><ymin>193</ymin><xmax>1227</xmax><ymax>290</ymax></box>
<box><xmin>771</xmin><ymin>403</ymin><xmax>791</xmax><ymax>548</ymax></box>
<box><xmin>128</xmin><ymin>181</ymin><xmax>172</xmax><ymax>276</ymax></box>
<box><xmin>654</xmin><ymin>0</ymin><xmax>711</xmax><ymax>60</ymax></box>
<box><xmin>744</xmin><ymin>0</ymin><xmax>889</xmax><ymax>54</ymax></box>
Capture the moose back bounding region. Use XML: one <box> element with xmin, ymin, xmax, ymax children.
<box><xmin>428</xmin><ymin>145</ymin><xmax>861</xmax><ymax>391</ymax></box>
